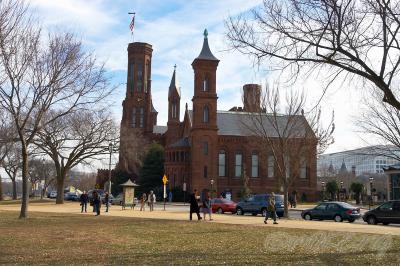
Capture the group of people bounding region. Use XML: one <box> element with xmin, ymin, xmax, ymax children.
<box><xmin>189</xmin><ymin>189</ymin><xmax>213</xmax><ymax>221</ymax></box>
<box><xmin>79</xmin><ymin>191</ymin><xmax>111</xmax><ymax>216</ymax></box>
<box><xmin>139</xmin><ymin>190</ymin><xmax>156</xmax><ymax>211</ymax></box>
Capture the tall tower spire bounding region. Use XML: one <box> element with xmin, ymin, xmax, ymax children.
<box><xmin>166</xmin><ymin>64</ymin><xmax>181</xmax><ymax>146</ymax></box>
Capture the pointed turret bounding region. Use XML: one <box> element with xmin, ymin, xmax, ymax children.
<box><xmin>195</xmin><ymin>29</ymin><xmax>219</xmax><ymax>61</ymax></box>
<box><xmin>168</xmin><ymin>64</ymin><xmax>181</xmax><ymax>97</ymax></box>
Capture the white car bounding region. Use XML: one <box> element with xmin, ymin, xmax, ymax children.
<box><xmin>49</xmin><ymin>191</ymin><xmax>57</xmax><ymax>199</ymax></box>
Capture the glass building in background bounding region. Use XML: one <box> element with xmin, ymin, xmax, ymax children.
<box><xmin>318</xmin><ymin>145</ymin><xmax>400</xmax><ymax>176</ymax></box>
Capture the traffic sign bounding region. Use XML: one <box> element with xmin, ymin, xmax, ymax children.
<box><xmin>162</xmin><ymin>174</ymin><xmax>168</xmax><ymax>185</ymax></box>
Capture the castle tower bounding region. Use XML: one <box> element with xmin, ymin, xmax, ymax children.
<box><xmin>243</xmin><ymin>84</ymin><xmax>261</xmax><ymax>112</ymax></box>
<box><xmin>190</xmin><ymin>29</ymin><xmax>219</xmax><ymax>193</ymax></box>
<box><xmin>166</xmin><ymin>65</ymin><xmax>181</xmax><ymax>146</ymax></box>
<box><xmin>119</xmin><ymin>42</ymin><xmax>156</xmax><ymax>173</ymax></box>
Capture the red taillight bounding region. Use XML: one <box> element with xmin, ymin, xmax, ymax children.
<box><xmin>347</xmin><ymin>210</ymin><xmax>353</xmax><ymax>215</ymax></box>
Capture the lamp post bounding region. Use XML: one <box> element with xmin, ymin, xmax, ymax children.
<box><xmin>41</xmin><ymin>158</ymin><xmax>45</xmax><ymax>199</ymax></box>
<box><xmin>108</xmin><ymin>142</ymin><xmax>113</xmax><ymax>196</ymax></box>
<box><xmin>369</xmin><ymin>177</ymin><xmax>374</xmax><ymax>210</ymax></box>
<box><xmin>321</xmin><ymin>181</ymin><xmax>326</xmax><ymax>201</ymax></box>
<box><xmin>340</xmin><ymin>181</ymin><xmax>344</xmax><ymax>201</ymax></box>
<box><xmin>210</xmin><ymin>179</ymin><xmax>214</xmax><ymax>198</ymax></box>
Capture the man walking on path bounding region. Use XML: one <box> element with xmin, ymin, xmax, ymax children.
<box><xmin>80</xmin><ymin>191</ymin><xmax>88</xmax><ymax>213</ymax></box>
<box><xmin>93</xmin><ymin>191</ymin><xmax>101</xmax><ymax>216</ymax></box>
<box><xmin>189</xmin><ymin>189</ymin><xmax>202</xmax><ymax>221</ymax></box>
<box><xmin>148</xmin><ymin>191</ymin><xmax>155</xmax><ymax>211</ymax></box>
<box><xmin>264</xmin><ymin>193</ymin><xmax>278</xmax><ymax>224</ymax></box>
<box><xmin>105</xmin><ymin>192</ymin><xmax>110</xmax><ymax>212</ymax></box>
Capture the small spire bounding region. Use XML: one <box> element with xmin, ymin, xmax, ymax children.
<box><xmin>168</xmin><ymin>64</ymin><xmax>181</xmax><ymax>97</ymax></box>
<box><xmin>195</xmin><ymin>29</ymin><xmax>218</xmax><ymax>61</ymax></box>
<box><xmin>203</xmin><ymin>29</ymin><xmax>208</xmax><ymax>39</ymax></box>
<box><xmin>185</xmin><ymin>102</ymin><xmax>188</xmax><ymax>110</ymax></box>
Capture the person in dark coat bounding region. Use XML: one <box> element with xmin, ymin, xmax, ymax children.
<box><xmin>93</xmin><ymin>191</ymin><xmax>101</xmax><ymax>216</ymax></box>
<box><xmin>80</xmin><ymin>191</ymin><xmax>88</xmax><ymax>213</ymax></box>
<box><xmin>105</xmin><ymin>192</ymin><xmax>110</xmax><ymax>213</ymax></box>
<box><xmin>189</xmin><ymin>189</ymin><xmax>202</xmax><ymax>221</ymax></box>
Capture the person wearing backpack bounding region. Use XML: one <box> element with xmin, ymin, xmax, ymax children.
<box><xmin>264</xmin><ymin>193</ymin><xmax>278</xmax><ymax>224</ymax></box>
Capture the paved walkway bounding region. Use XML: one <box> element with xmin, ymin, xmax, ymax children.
<box><xmin>1</xmin><ymin>202</ymin><xmax>399</xmax><ymax>236</ymax></box>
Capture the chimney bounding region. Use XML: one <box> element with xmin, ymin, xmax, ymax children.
<box><xmin>243</xmin><ymin>84</ymin><xmax>261</xmax><ymax>112</ymax></box>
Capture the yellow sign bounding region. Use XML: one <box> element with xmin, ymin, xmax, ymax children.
<box><xmin>162</xmin><ymin>175</ymin><xmax>168</xmax><ymax>185</ymax></box>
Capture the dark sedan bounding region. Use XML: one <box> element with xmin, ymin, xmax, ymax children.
<box><xmin>363</xmin><ymin>200</ymin><xmax>400</xmax><ymax>225</ymax></box>
<box><xmin>301</xmin><ymin>202</ymin><xmax>361</xmax><ymax>222</ymax></box>
<box><xmin>211</xmin><ymin>198</ymin><xmax>236</xmax><ymax>214</ymax></box>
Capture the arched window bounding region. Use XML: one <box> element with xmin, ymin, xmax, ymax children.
<box><xmin>139</xmin><ymin>107</ymin><xmax>144</xmax><ymax>128</ymax></box>
<box><xmin>203</xmin><ymin>75</ymin><xmax>209</xmax><ymax>91</ymax></box>
<box><xmin>235</xmin><ymin>151</ymin><xmax>242</xmax><ymax>177</ymax></box>
<box><xmin>130</xmin><ymin>61</ymin><xmax>135</xmax><ymax>94</ymax></box>
<box><xmin>203</xmin><ymin>105</ymin><xmax>209</xmax><ymax>123</ymax></box>
<box><xmin>204</xmin><ymin>166</ymin><xmax>208</xmax><ymax>178</ymax></box>
<box><xmin>137</xmin><ymin>61</ymin><xmax>143</xmax><ymax>92</ymax></box>
<box><xmin>218</xmin><ymin>150</ymin><xmax>226</xmax><ymax>177</ymax></box>
<box><xmin>268</xmin><ymin>155</ymin><xmax>274</xmax><ymax>178</ymax></box>
<box><xmin>203</xmin><ymin>142</ymin><xmax>208</xmax><ymax>155</ymax></box>
<box><xmin>131</xmin><ymin>108</ymin><xmax>136</xmax><ymax>127</ymax></box>
<box><xmin>144</xmin><ymin>60</ymin><xmax>150</xmax><ymax>93</ymax></box>
<box><xmin>251</xmin><ymin>151</ymin><xmax>259</xmax><ymax>177</ymax></box>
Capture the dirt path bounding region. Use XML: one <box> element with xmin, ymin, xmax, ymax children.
<box><xmin>1</xmin><ymin>202</ymin><xmax>399</xmax><ymax>236</ymax></box>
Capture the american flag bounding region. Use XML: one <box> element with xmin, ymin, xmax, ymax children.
<box><xmin>129</xmin><ymin>14</ymin><xmax>135</xmax><ymax>32</ymax></box>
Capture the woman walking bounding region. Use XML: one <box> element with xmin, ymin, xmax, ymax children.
<box><xmin>140</xmin><ymin>193</ymin><xmax>147</xmax><ymax>211</ymax></box>
<box><xmin>202</xmin><ymin>192</ymin><xmax>213</xmax><ymax>221</ymax></box>
<box><xmin>264</xmin><ymin>193</ymin><xmax>278</xmax><ymax>224</ymax></box>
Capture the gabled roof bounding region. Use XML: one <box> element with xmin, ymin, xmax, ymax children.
<box><xmin>151</xmin><ymin>101</ymin><xmax>158</xmax><ymax>113</ymax></box>
<box><xmin>168</xmin><ymin>65</ymin><xmax>181</xmax><ymax>97</ymax></box>
<box><xmin>120</xmin><ymin>179</ymin><xmax>139</xmax><ymax>187</ymax></box>
<box><xmin>188</xmin><ymin>110</ymin><xmax>314</xmax><ymax>138</ymax></box>
<box><xmin>195</xmin><ymin>29</ymin><xmax>219</xmax><ymax>61</ymax></box>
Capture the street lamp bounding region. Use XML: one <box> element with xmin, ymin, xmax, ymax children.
<box><xmin>108</xmin><ymin>142</ymin><xmax>113</xmax><ymax>196</ymax></box>
<box><xmin>210</xmin><ymin>179</ymin><xmax>214</xmax><ymax>198</ymax></box>
<box><xmin>369</xmin><ymin>177</ymin><xmax>374</xmax><ymax>210</ymax></box>
<box><xmin>321</xmin><ymin>181</ymin><xmax>326</xmax><ymax>201</ymax></box>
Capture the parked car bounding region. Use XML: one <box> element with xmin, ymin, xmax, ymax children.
<box><xmin>101</xmin><ymin>194</ymin><xmax>115</xmax><ymax>204</ymax></box>
<box><xmin>362</xmin><ymin>200</ymin><xmax>400</xmax><ymax>225</ymax></box>
<box><xmin>64</xmin><ymin>192</ymin><xmax>81</xmax><ymax>201</ymax></box>
<box><xmin>49</xmin><ymin>191</ymin><xmax>57</xmax><ymax>199</ymax></box>
<box><xmin>301</xmin><ymin>201</ymin><xmax>361</xmax><ymax>222</ymax></box>
<box><xmin>111</xmin><ymin>194</ymin><xmax>139</xmax><ymax>206</ymax></box>
<box><xmin>236</xmin><ymin>194</ymin><xmax>284</xmax><ymax>217</ymax></box>
<box><xmin>211</xmin><ymin>198</ymin><xmax>237</xmax><ymax>214</ymax></box>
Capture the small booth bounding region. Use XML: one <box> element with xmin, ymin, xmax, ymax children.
<box><xmin>120</xmin><ymin>179</ymin><xmax>139</xmax><ymax>210</ymax></box>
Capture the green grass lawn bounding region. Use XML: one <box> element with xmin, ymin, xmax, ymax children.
<box><xmin>0</xmin><ymin>211</ymin><xmax>399</xmax><ymax>265</ymax></box>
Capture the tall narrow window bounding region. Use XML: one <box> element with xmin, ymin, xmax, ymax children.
<box><xmin>137</xmin><ymin>62</ymin><xmax>143</xmax><ymax>92</ymax></box>
<box><xmin>139</xmin><ymin>107</ymin><xmax>144</xmax><ymax>128</ymax></box>
<box><xmin>203</xmin><ymin>142</ymin><xmax>208</xmax><ymax>155</ymax></box>
<box><xmin>203</xmin><ymin>75</ymin><xmax>209</xmax><ymax>91</ymax></box>
<box><xmin>300</xmin><ymin>157</ymin><xmax>307</xmax><ymax>179</ymax></box>
<box><xmin>251</xmin><ymin>152</ymin><xmax>259</xmax><ymax>177</ymax></box>
<box><xmin>219</xmin><ymin>150</ymin><xmax>226</xmax><ymax>177</ymax></box>
<box><xmin>131</xmin><ymin>108</ymin><xmax>136</xmax><ymax>128</ymax></box>
<box><xmin>130</xmin><ymin>62</ymin><xmax>135</xmax><ymax>94</ymax></box>
<box><xmin>204</xmin><ymin>166</ymin><xmax>208</xmax><ymax>178</ymax></box>
<box><xmin>203</xmin><ymin>105</ymin><xmax>209</xmax><ymax>123</ymax></box>
<box><xmin>235</xmin><ymin>152</ymin><xmax>242</xmax><ymax>177</ymax></box>
<box><xmin>144</xmin><ymin>61</ymin><xmax>149</xmax><ymax>93</ymax></box>
<box><xmin>285</xmin><ymin>155</ymin><xmax>290</xmax><ymax>179</ymax></box>
<box><xmin>268</xmin><ymin>155</ymin><xmax>274</xmax><ymax>178</ymax></box>
<box><xmin>172</xmin><ymin>100</ymin><xmax>177</xmax><ymax>118</ymax></box>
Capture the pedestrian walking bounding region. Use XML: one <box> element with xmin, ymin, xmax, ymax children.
<box><xmin>189</xmin><ymin>189</ymin><xmax>202</xmax><ymax>221</ymax></box>
<box><xmin>292</xmin><ymin>191</ymin><xmax>297</xmax><ymax>208</ymax></box>
<box><xmin>93</xmin><ymin>191</ymin><xmax>101</xmax><ymax>216</ymax></box>
<box><xmin>264</xmin><ymin>193</ymin><xmax>278</xmax><ymax>224</ymax></box>
<box><xmin>105</xmin><ymin>192</ymin><xmax>110</xmax><ymax>213</ymax></box>
<box><xmin>140</xmin><ymin>193</ymin><xmax>147</xmax><ymax>211</ymax></box>
<box><xmin>202</xmin><ymin>192</ymin><xmax>213</xmax><ymax>221</ymax></box>
<box><xmin>80</xmin><ymin>191</ymin><xmax>88</xmax><ymax>213</ymax></box>
<box><xmin>148</xmin><ymin>190</ymin><xmax>155</xmax><ymax>211</ymax></box>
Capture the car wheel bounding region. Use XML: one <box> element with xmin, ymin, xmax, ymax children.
<box><xmin>217</xmin><ymin>208</ymin><xmax>223</xmax><ymax>214</ymax></box>
<box><xmin>367</xmin><ymin>216</ymin><xmax>377</xmax><ymax>225</ymax></box>
<box><xmin>261</xmin><ymin>208</ymin><xmax>267</xmax><ymax>217</ymax></box>
<box><xmin>236</xmin><ymin>207</ymin><xmax>244</xmax><ymax>215</ymax></box>
<box><xmin>252</xmin><ymin>213</ymin><xmax>258</xmax><ymax>216</ymax></box>
<box><xmin>304</xmin><ymin>213</ymin><xmax>312</xmax><ymax>221</ymax></box>
<box><xmin>383</xmin><ymin>222</ymin><xmax>389</xmax><ymax>226</ymax></box>
<box><xmin>334</xmin><ymin>215</ymin><xmax>343</xmax><ymax>222</ymax></box>
<box><xmin>348</xmin><ymin>218</ymin><xmax>355</xmax><ymax>223</ymax></box>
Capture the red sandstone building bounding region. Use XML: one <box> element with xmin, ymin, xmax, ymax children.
<box><xmin>118</xmin><ymin>30</ymin><xmax>318</xmax><ymax>200</ymax></box>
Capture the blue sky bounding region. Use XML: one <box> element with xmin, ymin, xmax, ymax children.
<box><xmin>29</xmin><ymin>0</ymin><xmax>373</xmax><ymax>164</ymax></box>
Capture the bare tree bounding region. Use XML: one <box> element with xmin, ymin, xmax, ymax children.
<box><xmin>226</xmin><ymin>0</ymin><xmax>400</xmax><ymax>110</ymax></box>
<box><xmin>0</xmin><ymin>108</ymin><xmax>15</xmax><ymax>200</ymax></box>
<box><xmin>0</xmin><ymin>1</ymin><xmax>112</xmax><ymax>218</ymax></box>
<box><xmin>241</xmin><ymin>84</ymin><xmax>334</xmax><ymax>217</ymax></box>
<box><xmin>2</xmin><ymin>144</ymin><xmax>21</xmax><ymax>200</ymax></box>
<box><xmin>28</xmin><ymin>158</ymin><xmax>55</xmax><ymax>199</ymax></box>
<box><xmin>34</xmin><ymin>109</ymin><xmax>118</xmax><ymax>204</ymax></box>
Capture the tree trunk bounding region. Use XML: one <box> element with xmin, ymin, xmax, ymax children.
<box><xmin>56</xmin><ymin>172</ymin><xmax>67</xmax><ymax>204</ymax></box>
<box><xmin>0</xmin><ymin>174</ymin><xmax>3</xmax><ymax>201</ymax></box>
<box><xmin>19</xmin><ymin>146</ymin><xmax>29</xmax><ymax>219</ymax></box>
<box><xmin>12</xmin><ymin>179</ymin><xmax>17</xmax><ymax>200</ymax></box>
<box><xmin>283</xmin><ymin>186</ymin><xmax>289</xmax><ymax>218</ymax></box>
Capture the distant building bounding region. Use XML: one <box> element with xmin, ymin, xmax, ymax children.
<box><xmin>318</xmin><ymin>145</ymin><xmax>400</xmax><ymax>177</ymax></box>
